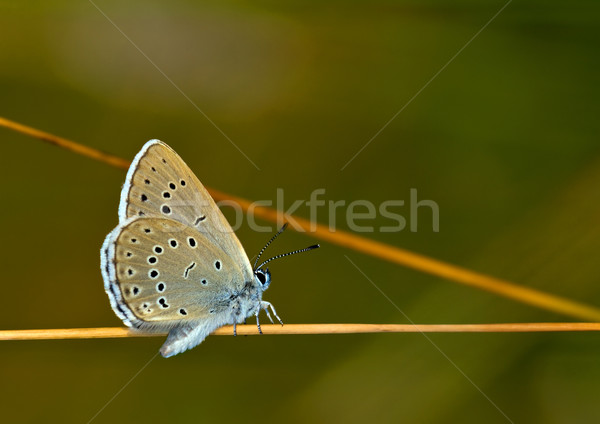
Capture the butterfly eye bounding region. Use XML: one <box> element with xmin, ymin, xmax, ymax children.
<box><xmin>255</xmin><ymin>268</ymin><xmax>271</xmax><ymax>289</ymax></box>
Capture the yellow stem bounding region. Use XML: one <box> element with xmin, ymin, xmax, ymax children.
<box><xmin>1</xmin><ymin>323</ymin><xmax>600</xmax><ymax>340</ymax></box>
<box><xmin>3</xmin><ymin>116</ymin><xmax>600</xmax><ymax>321</ymax></box>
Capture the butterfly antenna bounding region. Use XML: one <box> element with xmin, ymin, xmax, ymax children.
<box><xmin>253</xmin><ymin>223</ymin><xmax>289</xmax><ymax>269</ymax></box>
<box><xmin>256</xmin><ymin>244</ymin><xmax>320</xmax><ymax>271</ymax></box>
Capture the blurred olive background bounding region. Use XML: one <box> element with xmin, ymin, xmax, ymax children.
<box><xmin>2</xmin><ymin>1</ymin><xmax>600</xmax><ymax>423</ymax></box>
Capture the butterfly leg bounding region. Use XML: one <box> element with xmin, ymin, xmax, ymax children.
<box><xmin>263</xmin><ymin>306</ymin><xmax>275</xmax><ymax>324</ymax></box>
<box><xmin>261</xmin><ymin>301</ymin><xmax>283</xmax><ymax>326</ymax></box>
<box><xmin>255</xmin><ymin>308</ymin><xmax>263</xmax><ymax>335</ymax></box>
<box><xmin>233</xmin><ymin>321</ymin><xmax>237</xmax><ymax>337</ymax></box>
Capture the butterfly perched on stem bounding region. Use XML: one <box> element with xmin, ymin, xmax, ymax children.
<box><xmin>100</xmin><ymin>140</ymin><xmax>318</xmax><ymax>357</ymax></box>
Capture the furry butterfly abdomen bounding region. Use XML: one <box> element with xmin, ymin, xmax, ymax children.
<box><xmin>100</xmin><ymin>140</ymin><xmax>265</xmax><ymax>357</ymax></box>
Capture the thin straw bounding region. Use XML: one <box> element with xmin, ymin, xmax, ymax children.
<box><xmin>3</xmin><ymin>116</ymin><xmax>600</xmax><ymax>321</ymax></box>
<box><xmin>1</xmin><ymin>323</ymin><xmax>600</xmax><ymax>340</ymax></box>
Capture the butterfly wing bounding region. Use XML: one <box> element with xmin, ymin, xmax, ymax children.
<box><xmin>101</xmin><ymin>216</ymin><xmax>246</xmax><ymax>331</ymax></box>
<box><xmin>118</xmin><ymin>139</ymin><xmax>253</xmax><ymax>281</ymax></box>
<box><xmin>101</xmin><ymin>140</ymin><xmax>260</xmax><ymax>357</ymax></box>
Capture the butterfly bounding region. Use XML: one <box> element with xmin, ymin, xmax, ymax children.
<box><xmin>100</xmin><ymin>140</ymin><xmax>318</xmax><ymax>357</ymax></box>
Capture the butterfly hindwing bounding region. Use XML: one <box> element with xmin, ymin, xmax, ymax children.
<box><xmin>102</xmin><ymin>217</ymin><xmax>247</xmax><ymax>331</ymax></box>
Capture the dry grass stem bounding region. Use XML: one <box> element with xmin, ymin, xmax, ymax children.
<box><xmin>3</xmin><ymin>116</ymin><xmax>600</xmax><ymax>321</ymax></box>
<box><xmin>0</xmin><ymin>117</ymin><xmax>130</xmax><ymax>169</ymax></box>
<box><xmin>2</xmin><ymin>323</ymin><xmax>600</xmax><ymax>341</ymax></box>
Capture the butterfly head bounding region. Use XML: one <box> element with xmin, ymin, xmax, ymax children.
<box><xmin>252</xmin><ymin>224</ymin><xmax>319</xmax><ymax>295</ymax></box>
<box><xmin>254</xmin><ymin>268</ymin><xmax>272</xmax><ymax>291</ymax></box>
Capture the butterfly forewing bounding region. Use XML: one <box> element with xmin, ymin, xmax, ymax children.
<box><xmin>118</xmin><ymin>140</ymin><xmax>252</xmax><ymax>281</ymax></box>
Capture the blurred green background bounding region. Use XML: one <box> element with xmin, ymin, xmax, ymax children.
<box><xmin>2</xmin><ymin>1</ymin><xmax>600</xmax><ymax>423</ymax></box>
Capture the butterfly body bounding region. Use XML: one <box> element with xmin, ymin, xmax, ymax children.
<box><xmin>100</xmin><ymin>140</ymin><xmax>272</xmax><ymax>357</ymax></box>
